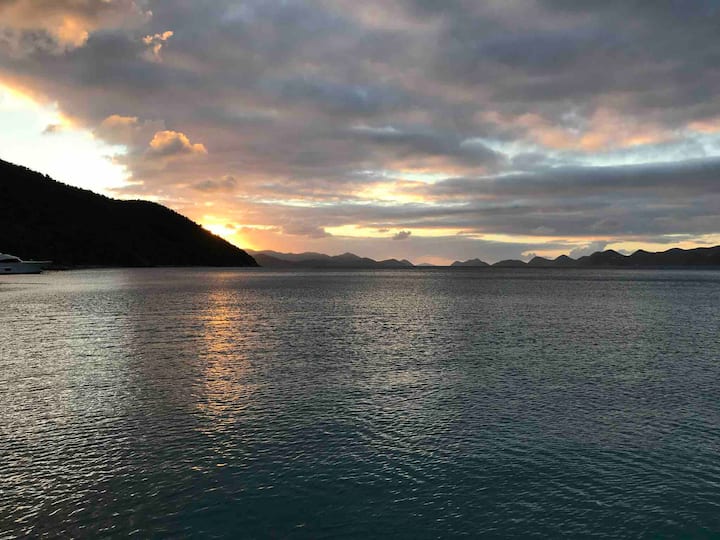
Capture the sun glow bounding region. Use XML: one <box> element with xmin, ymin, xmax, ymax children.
<box><xmin>0</xmin><ymin>83</ymin><xmax>129</xmax><ymax>193</ymax></box>
<box><xmin>355</xmin><ymin>182</ymin><xmax>427</xmax><ymax>203</ymax></box>
<box><xmin>202</xmin><ymin>220</ymin><xmax>256</xmax><ymax>250</ymax></box>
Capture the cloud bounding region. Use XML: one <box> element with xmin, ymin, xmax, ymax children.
<box><xmin>42</xmin><ymin>123</ymin><xmax>63</xmax><ymax>134</ymax></box>
<box><xmin>281</xmin><ymin>222</ymin><xmax>331</xmax><ymax>238</ymax></box>
<box><xmin>348</xmin><ymin>125</ymin><xmax>505</xmax><ymax>170</ymax></box>
<box><xmin>102</xmin><ymin>114</ymin><xmax>138</xmax><ymax>128</ymax></box>
<box><xmin>147</xmin><ymin>130</ymin><xmax>207</xmax><ymax>157</ymax></box>
<box><xmin>427</xmin><ymin>158</ymin><xmax>720</xmax><ymax>202</ymax></box>
<box><xmin>97</xmin><ymin>114</ymin><xmax>137</xmax><ymax>140</ymax></box>
<box><xmin>192</xmin><ymin>175</ymin><xmax>237</xmax><ymax>192</ymax></box>
<box><xmin>141</xmin><ymin>30</ymin><xmax>173</xmax><ymax>62</ymax></box>
<box><xmin>392</xmin><ymin>230</ymin><xmax>412</xmax><ymax>240</ymax></box>
<box><xmin>0</xmin><ymin>0</ymin><xmax>151</xmax><ymax>52</ymax></box>
<box><xmin>94</xmin><ymin>114</ymin><xmax>165</xmax><ymax>147</ymax></box>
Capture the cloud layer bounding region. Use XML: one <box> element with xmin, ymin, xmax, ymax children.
<box><xmin>1</xmin><ymin>0</ymin><xmax>720</xmax><ymax>261</ymax></box>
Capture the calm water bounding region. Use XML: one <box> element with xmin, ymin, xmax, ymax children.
<box><xmin>2</xmin><ymin>268</ymin><xmax>720</xmax><ymax>538</ymax></box>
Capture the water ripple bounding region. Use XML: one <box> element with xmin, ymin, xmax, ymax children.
<box><xmin>1</xmin><ymin>268</ymin><xmax>720</xmax><ymax>537</ymax></box>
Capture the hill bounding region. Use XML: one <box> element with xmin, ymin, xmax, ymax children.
<box><xmin>576</xmin><ymin>247</ymin><xmax>720</xmax><ymax>267</ymax></box>
<box><xmin>492</xmin><ymin>259</ymin><xmax>528</xmax><ymax>268</ymax></box>
<box><xmin>450</xmin><ymin>258</ymin><xmax>489</xmax><ymax>267</ymax></box>
<box><xmin>0</xmin><ymin>159</ymin><xmax>257</xmax><ymax>267</ymax></box>
<box><xmin>248</xmin><ymin>250</ymin><xmax>414</xmax><ymax>269</ymax></box>
<box><xmin>455</xmin><ymin>247</ymin><xmax>720</xmax><ymax>269</ymax></box>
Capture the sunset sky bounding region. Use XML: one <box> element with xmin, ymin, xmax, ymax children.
<box><xmin>2</xmin><ymin>1</ymin><xmax>720</xmax><ymax>263</ymax></box>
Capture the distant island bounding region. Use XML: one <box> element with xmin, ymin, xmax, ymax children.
<box><xmin>450</xmin><ymin>258</ymin><xmax>489</xmax><ymax>267</ymax></box>
<box><xmin>0</xmin><ymin>159</ymin><xmax>257</xmax><ymax>267</ymax></box>
<box><xmin>248</xmin><ymin>250</ymin><xmax>414</xmax><ymax>269</ymax></box>
<box><xmin>452</xmin><ymin>247</ymin><xmax>720</xmax><ymax>268</ymax></box>
<box><xmin>253</xmin><ymin>246</ymin><xmax>720</xmax><ymax>269</ymax></box>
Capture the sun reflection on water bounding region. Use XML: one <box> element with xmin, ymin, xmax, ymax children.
<box><xmin>194</xmin><ymin>286</ymin><xmax>255</xmax><ymax>438</ymax></box>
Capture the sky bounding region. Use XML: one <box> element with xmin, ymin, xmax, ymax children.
<box><xmin>1</xmin><ymin>1</ymin><xmax>720</xmax><ymax>264</ymax></box>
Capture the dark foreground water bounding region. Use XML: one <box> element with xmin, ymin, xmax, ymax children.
<box><xmin>2</xmin><ymin>268</ymin><xmax>720</xmax><ymax>538</ymax></box>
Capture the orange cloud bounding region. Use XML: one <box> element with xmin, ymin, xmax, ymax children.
<box><xmin>95</xmin><ymin>114</ymin><xmax>165</xmax><ymax>146</ymax></box>
<box><xmin>575</xmin><ymin>109</ymin><xmax>673</xmax><ymax>151</ymax></box>
<box><xmin>0</xmin><ymin>0</ymin><xmax>151</xmax><ymax>51</ymax></box>
<box><xmin>687</xmin><ymin>118</ymin><xmax>720</xmax><ymax>134</ymax></box>
<box><xmin>142</xmin><ymin>30</ymin><xmax>174</xmax><ymax>62</ymax></box>
<box><xmin>484</xmin><ymin>108</ymin><xmax>674</xmax><ymax>152</ymax></box>
<box><xmin>148</xmin><ymin>130</ymin><xmax>207</xmax><ymax>157</ymax></box>
<box><xmin>102</xmin><ymin>114</ymin><xmax>139</xmax><ymax>128</ymax></box>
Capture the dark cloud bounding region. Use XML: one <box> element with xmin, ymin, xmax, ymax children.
<box><xmin>430</xmin><ymin>158</ymin><xmax>720</xmax><ymax>200</ymax></box>
<box><xmin>42</xmin><ymin>123</ymin><xmax>62</xmax><ymax>134</ymax></box>
<box><xmin>348</xmin><ymin>126</ymin><xmax>505</xmax><ymax>168</ymax></box>
<box><xmin>265</xmin><ymin>77</ymin><xmax>408</xmax><ymax>117</ymax></box>
<box><xmin>281</xmin><ymin>222</ymin><xmax>331</xmax><ymax>238</ymax></box>
<box><xmin>192</xmin><ymin>175</ymin><xmax>236</xmax><ymax>192</ymax></box>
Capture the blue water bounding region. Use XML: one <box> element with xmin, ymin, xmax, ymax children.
<box><xmin>2</xmin><ymin>268</ymin><xmax>720</xmax><ymax>538</ymax></box>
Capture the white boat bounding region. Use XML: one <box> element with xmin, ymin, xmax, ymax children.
<box><xmin>0</xmin><ymin>253</ymin><xmax>51</xmax><ymax>274</ymax></box>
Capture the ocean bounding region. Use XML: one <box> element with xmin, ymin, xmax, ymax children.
<box><xmin>2</xmin><ymin>268</ymin><xmax>719</xmax><ymax>538</ymax></box>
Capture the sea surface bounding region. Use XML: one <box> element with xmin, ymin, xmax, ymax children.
<box><xmin>2</xmin><ymin>268</ymin><xmax>720</xmax><ymax>538</ymax></box>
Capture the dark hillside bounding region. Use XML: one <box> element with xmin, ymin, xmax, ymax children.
<box><xmin>0</xmin><ymin>159</ymin><xmax>257</xmax><ymax>267</ymax></box>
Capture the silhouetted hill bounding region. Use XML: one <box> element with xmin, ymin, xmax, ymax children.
<box><xmin>451</xmin><ymin>258</ymin><xmax>489</xmax><ymax>267</ymax></box>
<box><xmin>528</xmin><ymin>254</ymin><xmax>577</xmax><ymax>267</ymax></box>
<box><xmin>576</xmin><ymin>249</ymin><xmax>627</xmax><ymax>267</ymax></box>
<box><xmin>528</xmin><ymin>256</ymin><xmax>553</xmax><ymax>267</ymax></box>
<box><xmin>251</xmin><ymin>253</ymin><xmax>294</xmax><ymax>267</ymax></box>
<box><xmin>493</xmin><ymin>259</ymin><xmax>528</xmax><ymax>268</ymax></box>
<box><xmin>0</xmin><ymin>159</ymin><xmax>257</xmax><ymax>267</ymax></box>
<box><xmin>621</xmin><ymin>246</ymin><xmax>720</xmax><ymax>266</ymax></box>
<box><xmin>553</xmin><ymin>255</ymin><xmax>577</xmax><ymax>267</ymax></box>
<box><xmin>248</xmin><ymin>250</ymin><xmax>415</xmax><ymax>268</ymax></box>
<box><xmin>455</xmin><ymin>247</ymin><xmax>720</xmax><ymax>269</ymax></box>
<box><xmin>256</xmin><ymin>250</ymin><xmax>331</xmax><ymax>262</ymax></box>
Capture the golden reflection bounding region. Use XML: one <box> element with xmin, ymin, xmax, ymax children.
<box><xmin>195</xmin><ymin>286</ymin><xmax>255</xmax><ymax>431</ymax></box>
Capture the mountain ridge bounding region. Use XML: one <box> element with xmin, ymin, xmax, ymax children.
<box><xmin>248</xmin><ymin>250</ymin><xmax>414</xmax><ymax>269</ymax></box>
<box><xmin>0</xmin><ymin>159</ymin><xmax>257</xmax><ymax>267</ymax></box>
<box><xmin>450</xmin><ymin>258</ymin><xmax>489</xmax><ymax>267</ymax></box>
<box><xmin>452</xmin><ymin>246</ymin><xmax>720</xmax><ymax>268</ymax></box>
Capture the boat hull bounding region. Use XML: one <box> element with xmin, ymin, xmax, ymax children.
<box><xmin>1</xmin><ymin>262</ymin><xmax>45</xmax><ymax>274</ymax></box>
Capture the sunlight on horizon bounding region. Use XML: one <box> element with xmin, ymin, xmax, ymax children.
<box><xmin>202</xmin><ymin>220</ymin><xmax>257</xmax><ymax>251</ymax></box>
